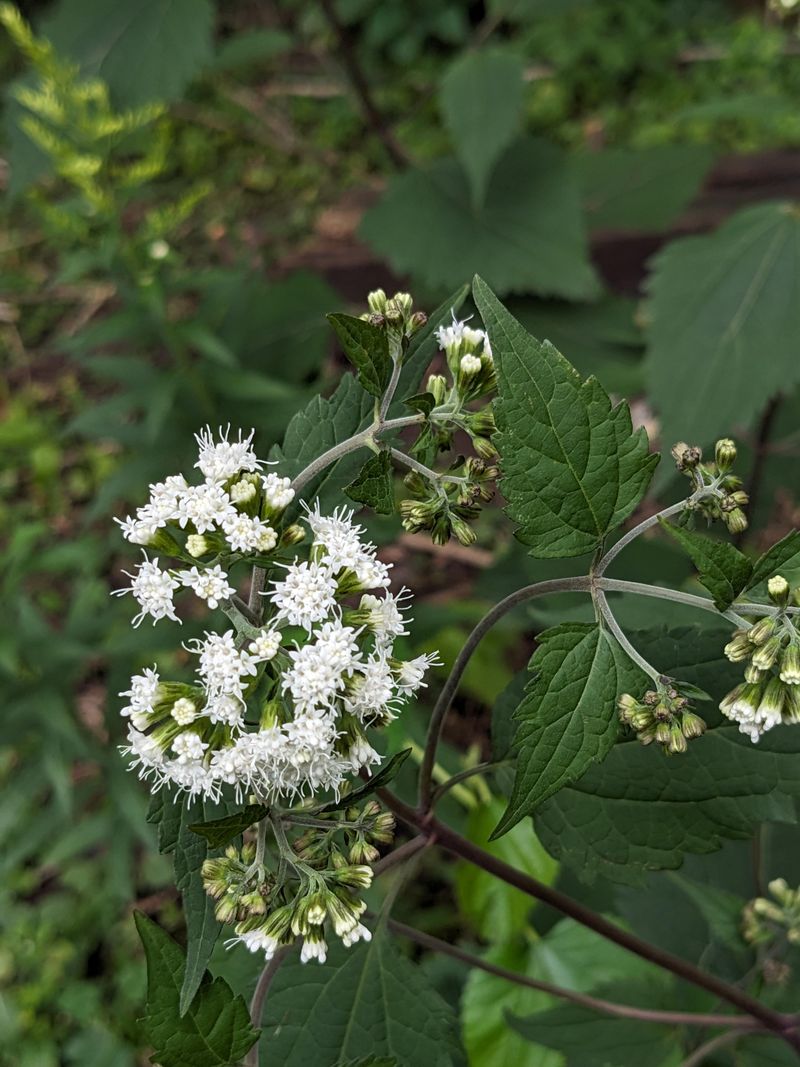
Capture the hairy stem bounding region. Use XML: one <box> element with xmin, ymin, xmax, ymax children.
<box><xmin>390</xmin><ymin>447</ymin><xmax>468</xmax><ymax>485</ymax></box>
<box><xmin>596</xmin><ymin>500</ymin><xmax>688</xmax><ymax>575</ymax></box>
<box><xmin>377</xmin><ymin>792</ymin><xmax>800</xmax><ymax>1045</ymax></box>
<box><xmin>595</xmin><ymin>589</ymin><xmax>662</xmax><ymax>683</ymax></box>
<box><xmin>246</xmin><ymin>946</ymin><xmax>291</xmax><ymax>1066</ymax></box>
<box><xmin>386</xmin><ymin>915</ymin><xmax>766</xmax><ymax>1032</ymax></box>
<box><xmin>379</xmin><ymin>349</ymin><xmax>404</xmax><ymax>422</ymax></box>
<box><xmin>417</xmin><ymin>576</ymin><xmax>593</xmax><ymax>810</ymax></box>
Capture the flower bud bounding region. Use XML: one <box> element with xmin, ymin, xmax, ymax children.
<box><xmin>724</xmin><ymin>630</ymin><xmax>753</xmax><ymax>662</ymax></box>
<box><xmin>655</xmin><ymin>721</ymin><xmax>671</xmax><ymax>745</ymax></box>
<box><xmin>408</xmin><ymin>310</ymin><xmax>428</xmax><ymax>334</ymax></box>
<box><xmin>714</xmin><ymin>438</ymin><xmax>737</xmax><ymax>472</ymax></box>
<box><xmin>186</xmin><ymin>533</ymin><xmax>210</xmax><ymax>557</ymax></box>
<box><xmin>748</xmin><ymin>617</ymin><xmax>776</xmax><ymax>646</ymax></box>
<box><xmin>779</xmin><ymin>643</ymin><xmax>800</xmax><ymax>685</ymax></box>
<box><xmin>680</xmin><ymin>710</ymin><xmax>706</xmax><ymax>739</ymax></box>
<box><xmin>367</xmin><ymin>289</ymin><xmax>387</xmax><ymax>314</ymax></box>
<box><xmin>671</xmin><ymin>442</ymin><xmax>702</xmax><ymax>471</ymax></box>
<box><xmin>667</xmin><ymin>723</ymin><xmax>688</xmax><ymax>754</ymax></box>
<box><xmin>768</xmin><ymin>574</ymin><xmax>790</xmax><ymax>607</ymax></box>
<box><xmin>724</xmin><ymin>507</ymin><xmax>748</xmax><ymax>534</ymax></box>
<box><xmin>280</xmin><ymin>523</ymin><xmax>306</xmax><ymax>547</ymax></box>
<box><xmin>784</xmin><ymin>684</ymin><xmax>800</xmax><ymax>723</ymax></box>
<box><xmin>426</xmin><ymin>374</ymin><xmax>447</xmax><ymax>406</ymax></box>
<box><xmin>451</xmin><ymin>515</ymin><xmax>477</xmax><ymax>547</ymax></box>
<box><xmin>751</xmin><ymin>633</ymin><xmax>785</xmax><ymax>671</ymax></box>
<box><xmin>171</xmin><ymin>697</ymin><xmax>197</xmax><ymax>725</ymax></box>
<box><xmin>744</xmin><ymin>663</ymin><xmax>767</xmax><ymax>684</ymax></box>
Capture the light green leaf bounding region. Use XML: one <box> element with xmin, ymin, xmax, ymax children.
<box><xmin>134</xmin><ymin>913</ymin><xmax>258</xmax><ymax>1067</ymax></box>
<box><xmin>494</xmin><ymin>624</ymin><xmax>645</xmax><ymax>837</ymax></box>
<box><xmin>456</xmin><ymin>797</ymin><xmax>558</xmax><ymax>942</ymax></box>
<box><xmin>644</xmin><ymin>202</ymin><xmax>800</xmax><ymax>451</ymax></box>
<box><xmin>189</xmin><ymin>804</ymin><xmax>268</xmax><ymax>849</ymax></box>
<box><xmin>262</xmin><ymin>932</ymin><xmax>461</xmax><ymax>1066</ymax></box>
<box><xmin>577</xmin><ymin>145</ymin><xmax>714</xmax><ymax>231</ymax></box>
<box><xmin>659</xmin><ymin>520</ymin><xmax>753</xmax><ymax>611</ymax></box>
<box><xmin>747</xmin><ymin>530</ymin><xmax>800</xmax><ymax>590</ymax></box>
<box><xmin>42</xmin><ymin>0</ymin><xmax>214</xmax><ymax>106</ymax></box>
<box><xmin>474</xmin><ymin>278</ymin><xmax>658</xmax><ymax>558</ymax></box>
<box><xmin>440</xmin><ymin>48</ymin><xmax>525</xmax><ymax>207</ymax></box>
<box><xmin>361</xmin><ymin>140</ymin><xmax>599</xmax><ymax>300</ymax></box>
<box><xmin>327</xmin><ymin>314</ymin><xmax>392</xmax><ymax>399</ymax></box>
<box><xmin>345</xmin><ymin>451</ymin><xmax>395</xmax><ymax>514</ymax></box>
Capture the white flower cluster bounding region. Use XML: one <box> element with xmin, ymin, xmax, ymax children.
<box><xmin>435</xmin><ymin>311</ymin><xmax>493</xmax><ymax>366</ymax></box>
<box><xmin>113</xmin><ymin>427</ymin><xmax>287</xmax><ymax>626</ymax></box>
<box><xmin>116</xmin><ymin>432</ymin><xmax>437</xmax><ymax>806</ymax></box>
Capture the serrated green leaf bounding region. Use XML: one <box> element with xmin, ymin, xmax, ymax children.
<box><xmin>659</xmin><ymin>520</ymin><xmax>753</xmax><ymax>610</ymax></box>
<box><xmin>389</xmin><ymin>285</ymin><xmax>469</xmax><ymax>416</ymax></box>
<box><xmin>189</xmin><ymin>804</ymin><xmax>268</xmax><ymax>849</ymax></box>
<box><xmin>313</xmin><ymin>749</ymin><xmax>411</xmax><ymax>815</ymax></box>
<box><xmin>747</xmin><ymin>530</ymin><xmax>800</xmax><ymax>590</ymax></box>
<box><xmin>440</xmin><ymin>48</ymin><xmax>524</xmax><ymax>207</ymax></box>
<box><xmin>42</xmin><ymin>0</ymin><xmax>214</xmax><ymax>107</ymax></box>
<box><xmin>494</xmin><ymin>624</ymin><xmax>646</xmax><ymax>837</ymax></box>
<box><xmin>361</xmin><ymin>140</ymin><xmax>599</xmax><ymax>300</ymax></box>
<box><xmin>402</xmin><ymin>392</ymin><xmax>435</xmax><ymax>417</ymax></box>
<box><xmin>645</xmin><ymin>202</ymin><xmax>800</xmax><ymax>451</ymax></box>
<box><xmin>345</xmin><ymin>451</ymin><xmax>395</xmax><ymax>514</ymax></box>
<box><xmin>474</xmin><ymin>278</ymin><xmax>658</xmax><ymax>558</ymax></box>
<box><xmin>262</xmin><ymin>932</ymin><xmax>461</xmax><ymax>1066</ymax></box>
<box><xmin>577</xmin><ymin>144</ymin><xmax>714</xmax><ymax>231</ymax></box>
<box><xmin>327</xmin><ymin>314</ymin><xmax>392</xmax><ymax>398</ymax></box>
<box><xmin>134</xmin><ymin>913</ymin><xmax>258</xmax><ymax>1067</ymax></box>
<box><xmin>456</xmin><ymin>797</ymin><xmax>558</xmax><ymax>942</ymax></box>
<box><xmin>270</xmin><ymin>373</ymin><xmax>375</xmax><ymax>519</ymax></box>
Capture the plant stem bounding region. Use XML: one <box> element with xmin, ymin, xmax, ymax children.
<box><xmin>379</xmin><ymin>350</ymin><xmax>404</xmax><ymax>422</ymax></box>
<box><xmin>371</xmin><ymin>834</ymin><xmax>429</xmax><ymax>876</ymax></box>
<box><xmin>596</xmin><ymin>578</ymin><xmax>793</xmax><ymax>626</ymax></box>
<box><xmin>429</xmin><ymin>761</ymin><xmax>511</xmax><ymax>808</ymax></box>
<box><xmin>254</xmin><ymin>818</ymin><xmax>268</xmax><ymax>867</ymax></box>
<box><xmin>246</xmin><ymin>946</ymin><xmax>291</xmax><ymax>1066</ymax></box>
<box><xmin>390</xmin><ymin>447</ymin><xmax>468</xmax><ymax>485</ymax></box>
<box><xmin>679</xmin><ymin>1027</ymin><xmax>756</xmax><ymax>1067</ymax></box>
<box><xmin>595</xmin><ymin>589</ymin><xmax>662</xmax><ymax>683</ymax></box>
<box><xmin>417</xmin><ymin>576</ymin><xmax>593</xmax><ymax>810</ymax></box>
<box><xmin>385</xmin><ymin>915</ymin><xmax>765</xmax><ymax>1032</ymax></box>
<box><xmin>596</xmin><ymin>500</ymin><xmax>688</xmax><ymax>575</ymax></box>
<box><xmin>376</xmin><ymin>792</ymin><xmax>800</xmax><ymax>1047</ymax></box>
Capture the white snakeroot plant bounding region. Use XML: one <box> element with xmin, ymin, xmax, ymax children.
<box><xmin>119</xmin><ymin>284</ymin><xmax>800</xmax><ymax>1067</ymax></box>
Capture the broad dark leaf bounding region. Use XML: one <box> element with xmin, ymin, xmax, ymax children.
<box><xmin>660</xmin><ymin>520</ymin><xmax>753</xmax><ymax>610</ymax></box>
<box><xmin>327</xmin><ymin>314</ymin><xmax>392</xmax><ymax>399</ymax></box>
<box><xmin>345</xmin><ymin>451</ymin><xmax>395</xmax><ymax>514</ymax></box>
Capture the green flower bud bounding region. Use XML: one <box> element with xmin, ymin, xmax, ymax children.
<box><xmin>655</xmin><ymin>721</ymin><xmax>671</xmax><ymax>745</ymax></box>
<box><xmin>751</xmin><ymin>633</ymin><xmax>785</xmax><ymax>671</ymax></box>
<box><xmin>724</xmin><ymin>507</ymin><xmax>748</xmax><ymax>534</ymax></box>
<box><xmin>757</xmin><ymin>677</ymin><xmax>786</xmax><ymax>724</ymax></box>
<box><xmin>667</xmin><ymin>723</ymin><xmax>688</xmax><ymax>754</ymax></box>
<box><xmin>783</xmin><ymin>683</ymin><xmax>800</xmax><ymax>723</ymax></box>
<box><xmin>637</xmin><ymin>724</ymin><xmax>657</xmax><ymax>745</ymax></box>
<box><xmin>748</xmin><ymin>617</ymin><xmax>776</xmax><ymax>646</ymax></box>
<box><xmin>723</xmin><ymin>630</ymin><xmax>753</xmax><ymax>662</ymax></box>
<box><xmin>426</xmin><ymin>373</ymin><xmax>447</xmax><ymax>405</ymax></box>
<box><xmin>408</xmin><ymin>310</ymin><xmax>428</xmax><ymax>334</ymax></box>
<box><xmin>768</xmin><ymin>574</ymin><xmax>791</xmax><ymax>607</ymax></box>
<box><xmin>714</xmin><ymin>438</ymin><xmax>737</xmax><ymax>472</ymax></box>
<box><xmin>680</xmin><ymin>710</ymin><xmax>706</xmax><ymax>739</ymax></box>
<box><xmin>280</xmin><ymin>523</ymin><xmax>306</xmax><ymax>547</ymax></box>
<box><xmin>451</xmin><ymin>515</ymin><xmax>477</xmax><ymax>547</ymax></box>
<box><xmin>744</xmin><ymin>663</ymin><xmax>768</xmax><ymax>684</ymax></box>
<box><xmin>779</xmin><ymin>642</ymin><xmax>800</xmax><ymax>685</ymax></box>
<box><xmin>367</xmin><ymin>289</ymin><xmax>387</xmax><ymax>313</ymax></box>
<box><xmin>617</xmin><ymin>693</ymin><xmax>640</xmax><ymax>724</ymax></box>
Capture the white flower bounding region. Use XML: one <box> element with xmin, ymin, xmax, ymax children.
<box><xmin>353</xmin><ymin>554</ymin><xmax>391</xmax><ymax>590</ymax></box>
<box><xmin>222</xmin><ymin>512</ymin><xmax>277</xmax><ymax>553</ymax></box>
<box><xmin>176</xmin><ymin>483</ymin><xmax>236</xmax><ymax>534</ymax></box>
<box><xmin>283</xmin><ymin>639</ymin><xmax>350</xmax><ymax>712</ymax></box>
<box><xmin>171</xmin><ymin>697</ymin><xmax>197</xmax><ymax>725</ymax></box>
<box><xmin>248</xmin><ymin>630</ymin><xmax>281</xmax><ymax>662</ymax></box>
<box><xmin>164</xmin><ymin>757</ymin><xmax>218</xmax><ymax>800</ymax></box>
<box><xmin>346</xmin><ymin>735</ymin><xmax>381</xmax><ymax>772</ymax></box>
<box><xmin>181</xmin><ymin>564</ymin><xmax>235</xmax><ymax>609</ymax></box>
<box><xmin>235</xmin><ymin>929</ymin><xmax>280</xmax><ymax>958</ymax></box>
<box><xmin>121</xmin><ymin>726</ymin><xmax>165</xmax><ymax>777</ymax></box>
<box><xmin>359</xmin><ymin>590</ymin><xmax>410</xmax><ymax>644</ymax></box>
<box><xmin>195</xmin><ymin>425</ymin><xmax>262</xmax><ymax>483</ymax></box>
<box><xmin>229</xmin><ymin>479</ymin><xmax>257</xmax><ymax>505</ymax></box>
<box><xmin>341</xmin><ymin>922</ymin><xmax>372</xmax><ymax>948</ymax></box>
<box><xmin>120</xmin><ymin>667</ymin><xmax>161</xmax><ymax>717</ymax></box>
<box><xmin>305</xmin><ymin>504</ymin><xmax>367</xmax><ymax>571</ymax></box>
<box><xmin>395</xmin><ymin>652</ymin><xmax>440</xmax><ymax>695</ymax></box>
<box><xmin>172</xmin><ymin>732</ymin><xmax>208</xmax><ymax>763</ymax></box>
<box><xmin>191</xmin><ymin>630</ymin><xmax>257</xmax><ymax>699</ymax></box>
<box><xmin>460</xmin><ymin>353</ymin><xmax>482</xmax><ymax>376</ymax></box>
<box><xmin>115</xmin><ymin>514</ymin><xmax>158</xmax><ymax>545</ymax></box>
<box><xmin>205</xmin><ymin>693</ymin><xmax>245</xmax><ymax>728</ymax></box>
<box><xmin>262</xmin><ymin>473</ymin><xmax>295</xmax><ymax>512</ymax></box>
<box><xmin>113</xmin><ymin>556</ymin><xmax>180</xmax><ymax>627</ymax></box>
<box><xmin>300</xmin><ymin>936</ymin><xmax>327</xmax><ymax>964</ymax></box>
<box><xmin>269</xmin><ymin>560</ymin><xmax>338</xmax><ymax>631</ymax></box>
<box><xmin>345</xmin><ymin>654</ymin><xmax>397</xmax><ymax>720</ymax></box>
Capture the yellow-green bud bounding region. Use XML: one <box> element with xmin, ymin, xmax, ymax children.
<box><xmin>768</xmin><ymin>574</ymin><xmax>790</xmax><ymax>607</ymax></box>
<box><xmin>714</xmin><ymin>438</ymin><xmax>737</xmax><ymax>472</ymax></box>
<box><xmin>186</xmin><ymin>533</ymin><xmax>210</xmax><ymax>557</ymax></box>
<box><xmin>280</xmin><ymin>523</ymin><xmax>306</xmax><ymax>547</ymax></box>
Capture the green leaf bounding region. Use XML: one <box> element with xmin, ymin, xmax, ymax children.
<box><xmin>577</xmin><ymin>145</ymin><xmax>714</xmax><ymax>231</ymax></box>
<box><xmin>345</xmin><ymin>451</ymin><xmax>395</xmax><ymax>514</ymax></box>
<box><xmin>42</xmin><ymin>0</ymin><xmax>214</xmax><ymax>106</ymax></box>
<box><xmin>262</xmin><ymin>932</ymin><xmax>461</xmax><ymax>1066</ymax></box>
<box><xmin>474</xmin><ymin>277</ymin><xmax>658</xmax><ymax>558</ymax></box>
<box><xmin>327</xmin><ymin>314</ymin><xmax>392</xmax><ymax>399</ymax></box>
<box><xmin>270</xmin><ymin>373</ymin><xmax>375</xmax><ymax>519</ymax></box>
<box><xmin>440</xmin><ymin>48</ymin><xmax>525</xmax><ymax>207</ymax></box>
<box><xmin>134</xmin><ymin>913</ymin><xmax>258</xmax><ymax>1067</ymax></box>
<box><xmin>747</xmin><ymin>530</ymin><xmax>800</xmax><ymax>590</ymax></box>
<box><xmin>313</xmin><ymin>749</ymin><xmax>412</xmax><ymax>815</ymax></box>
<box><xmin>456</xmin><ymin>797</ymin><xmax>558</xmax><ymax>942</ymax></box>
<box><xmin>189</xmin><ymin>805</ymin><xmax>268</xmax><ymax>849</ymax></box>
<box><xmin>402</xmin><ymin>392</ymin><xmax>435</xmax><ymax>417</ymax></box>
<box><xmin>361</xmin><ymin>140</ymin><xmax>599</xmax><ymax>300</ymax></box>
<box><xmin>659</xmin><ymin>520</ymin><xmax>753</xmax><ymax>611</ymax></box>
<box><xmin>494</xmin><ymin>624</ymin><xmax>645</xmax><ymax>837</ymax></box>
<box><xmin>645</xmin><ymin>202</ymin><xmax>800</xmax><ymax>451</ymax></box>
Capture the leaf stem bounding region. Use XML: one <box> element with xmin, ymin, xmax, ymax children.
<box><xmin>389</xmin><ymin>447</ymin><xmax>468</xmax><ymax>485</ymax></box>
<box><xmin>429</xmin><ymin>760</ymin><xmax>512</xmax><ymax>808</ymax></box>
<box><xmin>246</xmin><ymin>946</ymin><xmax>291</xmax><ymax>1067</ymax></box>
<box><xmin>385</xmin><ymin>915</ymin><xmax>767</xmax><ymax>1032</ymax></box>
<box><xmin>595</xmin><ymin>578</ymin><xmax>789</xmax><ymax>627</ymax></box>
<box><xmin>678</xmin><ymin>1027</ymin><xmax>756</xmax><ymax>1067</ymax></box>
<box><xmin>596</xmin><ymin>500</ymin><xmax>688</xmax><ymax>575</ymax></box>
<box><xmin>375</xmin><ymin>792</ymin><xmax>800</xmax><ymax>1047</ymax></box>
<box><xmin>379</xmin><ymin>346</ymin><xmax>404</xmax><ymax>422</ymax></box>
<box><xmin>595</xmin><ymin>589</ymin><xmax>662</xmax><ymax>683</ymax></box>
<box><xmin>416</xmin><ymin>576</ymin><xmax>593</xmax><ymax>811</ymax></box>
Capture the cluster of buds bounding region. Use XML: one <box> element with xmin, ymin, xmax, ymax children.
<box><xmin>671</xmin><ymin>438</ymin><xmax>748</xmax><ymax>534</ymax></box>
<box><xmin>674</xmin><ymin>437</ymin><xmax>750</xmax><ymax>533</ymax></box>
<box><xmin>362</xmin><ymin>289</ymin><xmax>427</xmax><ymax>343</ymax></box>
<box><xmin>720</xmin><ymin>575</ymin><xmax>800</xmax><ymax>742</ymax></box>
<box><xmin>202</xmin><ymin>801</ymin><xmax>395</xmax><ymax>964</ymax></box>
<box><xmin>400</xmin><ymin>458</ymin><xmax>498</xmax><ymax>546</ymax></box>
<box><xmin>742</xmin><ymin>878</ymin><xmax>800</xmax><ymax>968</ymax></box>
<box><xmin>618</xmin><ymin>684</ymin><xmax>706</xmax><ymax>754</ymax></box>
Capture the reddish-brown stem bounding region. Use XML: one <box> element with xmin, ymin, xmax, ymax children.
<box><xmin>377</xmin><ymin>789</ymin><xmax>800</xmax><ymax>1050</ymax></box>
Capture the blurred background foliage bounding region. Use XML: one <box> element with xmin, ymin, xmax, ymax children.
<box><xmin>3</xmin><ymin>0</ymin><xmax>800</xmax><ymax>1063</ymax></box>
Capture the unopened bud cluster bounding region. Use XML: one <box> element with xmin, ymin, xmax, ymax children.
<box><xmin>742</xmin><ymin>878</ymin><xmax>800</xmax><ymax>973</ymax></box>
<box><xmin>720</xmin><ymin>574</ymin><xmax>800</xmax><ymax>742</ymax></box>
<box><xmin>618</xmin><ymin>684</ymin><xmax>706</xmax><ymax>754</ymax></box>
<box><xmin>671</xmin><ymin>438</ymin><xmax>748</xmax><ymax>534</ymax></box>
<box><xmin>400</xmin><ymin>457</ymin><xmax>498</xmax><ymax>546</ymax></box>
<box><xmin>362</xmin><ymin>289</ymin><xmax>427</xmax><ymax>343</ymax></box>
<box><xmin>203</xmin><ymin>801</ymin><xmax>396</xmax><ymax>965</ymax></box>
